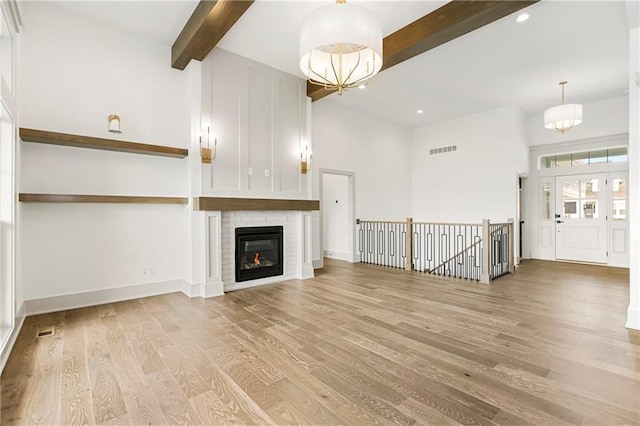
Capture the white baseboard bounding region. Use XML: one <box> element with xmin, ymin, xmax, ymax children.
<box><xmin>202</xmin><ymin>281</ymin><xmax>224</xmax><ymax>298</ymax></box>
<box><xmin>626</xmin><ymin>306</ymin><xmax>640</xmax><ymax>330</ymax></box>
<box><xmin>181</xmin><ymin>282</ymin><xmax>201</xmax><ymax>298</ymax></box>
<box><xmin>322</xmin><ymin>251</ymin><xmax>360</xmax><ymax>263</ymax></box>
<box><xmin>312</xmin><ymin>258</ymin><xmax>324</xmax><ymax>269</ymax></box>
<box><xmin>1</xmin><ymin>302</ymin><xmax>25</xmax><ymax>374</ymax></box>
<box><xmin>323</xmin><ymin>250</ymin><xmax>350</xmax><ymax>261</ymax></box>
<box><xmin>24</xmin><ymin>279</ymin><xmax>188</xmax><ymax>316</ymax></box>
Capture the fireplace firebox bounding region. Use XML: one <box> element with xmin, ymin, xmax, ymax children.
<box><xmin>235</xmin><ymin>226</ymin><xmax>283</xmax><ymax>282</ymax></box>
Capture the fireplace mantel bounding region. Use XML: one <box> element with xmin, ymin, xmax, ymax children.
<box><xmin>193</xmin><ymin>197</ymin><xmax>319</xmax><ymax>212</ymax></box>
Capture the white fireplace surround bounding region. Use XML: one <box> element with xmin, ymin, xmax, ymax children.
<box><xmin>194</xmin><ymin>209</ymin><xmax>314</xmax><ymax>297</ymax></box>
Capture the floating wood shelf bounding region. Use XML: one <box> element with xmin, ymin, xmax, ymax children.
<box><xmin>194</xmin><ymin>197</ymin><xmax>319</xmax><ymax>211</ymax></box>
<box><xmin>19</xmin><ymin>194</ymin><xmax>188</xmax><ymax>205</ymax></box>
<box><xmin>19</xmin><ymin>128</ymin><xmax>188</xmax><ymax>158</ymax></box>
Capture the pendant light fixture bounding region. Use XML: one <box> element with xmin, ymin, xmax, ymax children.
<box><xmin>299</xmin><ymin>0</ymin><xmax>383</xmax><ymax>95</ymax></box>
<box><xmin>544</xmin><ymin>81</ymin><xmax>583</xmax><ymax>134</ymax></box>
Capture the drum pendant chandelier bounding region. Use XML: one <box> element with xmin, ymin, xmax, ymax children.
<box><xmin>544</xmin><ymin>81</ymin><xmax>583</xmax><ymax>134</ymax></box>
<box><xmin>299</xmin><ymin>0</ymin><xmax>383</xmax><ymax>95</ymax></box>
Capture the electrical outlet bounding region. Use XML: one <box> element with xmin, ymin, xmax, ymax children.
<box><xmin>142</xmin><ymin>267</ymin><xmax>149</xmax><ymax>276</ymax></box>
<box><xmin>264</xmin><ymin>169</ymin><xmax>270</xmax><ymax>177</ymax></box>
<box><xmin>150</xmin><ymin>266</ymin><xmax>156</xmax><ymax>277</ymax></box>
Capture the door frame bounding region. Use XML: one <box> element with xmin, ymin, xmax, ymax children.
<box><xmin>517</xmin><ymin>172</ymin><xmax>529</xmax><ymax>263</ymax></box>
<box><xmin>528</xmin><ymin>134</ymin><xmax>629</xmax><ymax>264</ymax></box>
<box><xmin>318</xmin><ymin>169</ymin><xmax>357</xmax><ymax>264</ymax></box>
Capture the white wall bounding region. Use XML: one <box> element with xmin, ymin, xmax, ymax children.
<box><xmin>322</xmin><ymin>173</ymin><xmax>349</xmax><ymax>258</ymax></box>
<box><xmin>312</xmin><ymin>100</ymin><xmax>412</xmax><ymax>221</ymax></box>
<box><xmin>200</xmin><ymin>48</ymin><xmax>309</xmax><ymax>199</ymax></box>
<box><xmin>411</xmin><ymin>105</ymin><xmax>529</xmax><ymax>224</ymax></box>
<box><xmin>18</xmin><ymin>3</ymin><xmax>190</xmax><ymax>304</ymax></box>
<box><xmin>528</xmin><ymin>96</ymin><xmax>629</xmax><ymax>147</ymax></box>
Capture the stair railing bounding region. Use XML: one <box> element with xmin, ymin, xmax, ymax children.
<box><xmin>356</xmin><ymin>218</ymin><xmax>515</xmax><ymax>283</ymax></box>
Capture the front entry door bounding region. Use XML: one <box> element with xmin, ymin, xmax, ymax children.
<box><xmin>555</xmin><ymin>173</ymin><xmax>607</xmax><ymax>263</ymax></box>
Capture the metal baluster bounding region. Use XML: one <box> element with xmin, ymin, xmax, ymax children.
<box><xmin>378</xmin><ymin>223</ymin><xmax>386</xmax><ymax>266</ymax></box>
<box><xmin>401</xmin><ymin>225</ymin><xmax>406</xmax><ymax>268</ymax></box>
<box><xmin>358</xmin><ymin>224</ymin><xmax>364</xmax><ymax>262</ymax></box>
<box><xmin>429</xmin><ymin>224</ymin><xmax>434</xmax><ymax>272</ymax></box>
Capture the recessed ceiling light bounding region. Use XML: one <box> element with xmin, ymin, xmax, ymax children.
<box><xmin>358</xmin><ymin>84</ymin><xmax>366</xmax><ymax>90</ymax></box>
<box><xmin>516</xmin><ymin>13</ymin><xmax>529</xmax><ymax>23</ymax></box>
<box><xmin>417</xmin><ymin>109</ymin><xmax>424</xmax><ymax>114</ymax></box>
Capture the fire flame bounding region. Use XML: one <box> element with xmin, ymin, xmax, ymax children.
<box><xmin>254</xmin><ymin>252</ymin><xmax>261</xmax><ymax>265</ymax></box>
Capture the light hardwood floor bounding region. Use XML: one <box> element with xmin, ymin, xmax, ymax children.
<box><xmin>1</xmin><ymin>259</ymin><xmax>639</xmax><ymax>425</ymax></box>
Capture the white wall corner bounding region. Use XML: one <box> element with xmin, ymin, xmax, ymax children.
<box><xmin>323</xmin><ymin>250</ymin><xmax>350</xmax><ymax>262</ymax></box>
<box><xmin>626</xmin><ymin>307</ymin><xmax>640</xmax><ymax>330</ymax></box>
<box><xmin>350</xmin><ymin>252</ymin><xmax>362</xmax><ymax>263</ymax></box>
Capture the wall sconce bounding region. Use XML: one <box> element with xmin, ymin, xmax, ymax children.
<box><xmin>300</xmin><ymin>143</ymin><xmax>311</xmax><ymax>174</ymax></box>
<box><xmin>108</xmin><ymin>114</ymin><xmax>122</xmax><ymax>133</ymax></box>
<box><xmin>200</xmin><ymin>126</ymin><xmax>217</xmax><ymax>164</ymax></box>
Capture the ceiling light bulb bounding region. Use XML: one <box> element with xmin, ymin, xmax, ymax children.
<box><xmin>358</xmin><ymin>84</ymin><xmax>366</xmax><ymax>90</ymax></box>
<box><xmin>516</xmin><ymin>13</ymin><xmax>529</xmax><ymax>23</ymax></box>
<box><xmin>417</xmin><ymin>109</ymin><xmax>424</xmax><ymax>114</ymax></box>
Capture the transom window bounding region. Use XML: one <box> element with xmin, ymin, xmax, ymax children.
<box><xmin>539</xmin><ymin>147</ymin><xmax>627</xmax><ymax>169</ymax></box>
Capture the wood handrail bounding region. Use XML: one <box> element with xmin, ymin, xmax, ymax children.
<box><xmin>412</xmin><ymin>221</ymin><xmax>482</xmax><ymax>227</ymax></box>
<box><xmin>356</xmin><ymin>219</ymin><xmax>406</xmax><ymax>225</ymax></box>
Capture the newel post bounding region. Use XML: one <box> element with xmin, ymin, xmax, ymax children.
<box><xmin>508</xmin><ymin>218</ymin><xmax>516</xmax><ymax>274</ymax></box>
<box><xmin>480</xmin><ymin>219</ymin><xmax>490</xmax><ymax>284</ymax></box>
<box><xmin>405</xmin><ymin>217</ymin><xmax>414</xmax><ymax>271</ymax></box>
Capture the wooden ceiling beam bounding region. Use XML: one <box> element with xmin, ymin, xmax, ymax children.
<box><xmin>171</xmin><ymin>0</ymin><xmax>254</xmax><ymax>70</ymax></box>
<box><xmin>308</xmin><ymin>0</ymin><xmax>538</xmax><ymax>102</ymax></box>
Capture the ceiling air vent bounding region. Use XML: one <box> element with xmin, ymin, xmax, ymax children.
<box><xmin>429</xmin><ymin>145</ymin><xmax>457</xmax><ymax>155</ymax></box>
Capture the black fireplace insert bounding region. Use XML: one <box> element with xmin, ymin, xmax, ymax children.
<box><xmin>235</xmin><ymin>226</ymin><xmax>283</xmax><ymax>282</ymax></box>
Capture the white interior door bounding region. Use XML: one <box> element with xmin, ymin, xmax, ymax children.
<box><xmin>555</xmin><ymin>173</ymin><xmax>607</xmax><ymax>263</ymax></box>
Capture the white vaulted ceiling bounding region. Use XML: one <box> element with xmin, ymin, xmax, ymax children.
<box><xmin>44</xmin><ymin>0</ymin><xmax>630</xmax><ymax>128</ymax></box>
